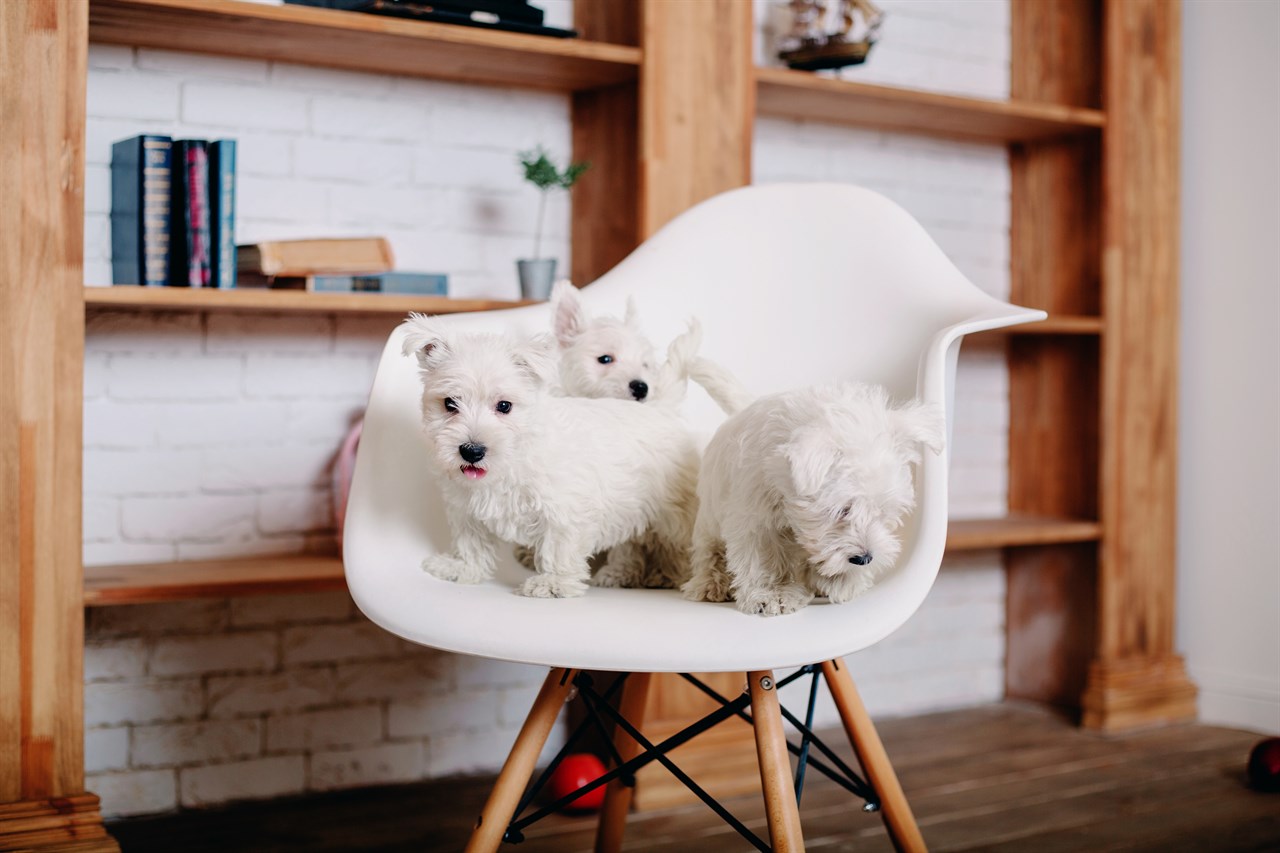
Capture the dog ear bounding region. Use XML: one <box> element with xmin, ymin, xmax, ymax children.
<box><xmin>892</xmin><ymin>400</ymin><xmax>946</xmax><ymax>461</ymax></box>
<box><xmin>550</xmin><ymin>280</ymin><xmax>583</xmax><ymax>348</ymax></box>
<box><xmin>784</xmin><ymin>426</ymin><xmax>841</xmax><ymax>496</ymax></box>
<box><xmin>401</xmin><ymin>313</ymin><xmax>450</xmax><ymax>371</ymax></box>
<box><xmin>511</xmin><ymin>334</ymin><xmax>558</xmax><ymax>387</ymax></box>
<box><xmin>624</xmin><ymin>295</ymin><xmax>640</xmax><ymax>327</ymax></box>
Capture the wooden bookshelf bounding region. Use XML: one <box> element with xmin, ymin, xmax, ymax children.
<box><xmin>85</xmin><ymin>286</ymin><xmax>533</xmax><ymax>316</ymax></box>
<box><xmin>755</xmin><ymin>66</ymin><xmax>1106</xmax><ymax>144</ymax></box>
<box><xmin>84</xmin><ymin>554</ymin><xmax>346</xmax><ymax>606</ymax></box>
<box><xmin>89</xmin><ymin>0</ymin><xmax>640</xmax><ymax>93</ymax></box>
<box><xmin>81</xmin><ymin>515</ymin><xmax>1099</xmax><ymax>606</ymax></box>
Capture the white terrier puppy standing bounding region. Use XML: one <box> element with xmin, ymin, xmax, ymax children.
<box><xmin>402</xmin><ymin>315</ymin><xmax>701</xmax><ymax>598</ymax></box>
<box><xmin>684</xmin><ymin>369</ymin><xmax>944</xmax><ymax>616</ymax></box>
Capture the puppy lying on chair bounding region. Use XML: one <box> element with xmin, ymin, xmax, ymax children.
<box><xmin>402</xmin><ymin>315</ymin><xmax>701</xmax><ymax>598</ymax></box>
<box><xmin>686</xmin><ymin>363</ymin><xmax>944</xmax><ymax>616</ymax></box>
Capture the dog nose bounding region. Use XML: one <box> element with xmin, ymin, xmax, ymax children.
<box><xmin>458</xmin><ymin>443</ymin><xmax>486</xmax><ymax>463</ymax></box>
<box><xmin>629</xmin><ymin>380</ymin><xmax>649</xmax><ymax>400</ymax></box>
<box><xmin>849</xmin><ymin>553</ymin><xmax>873</xmax><ymax>566</ymax></box>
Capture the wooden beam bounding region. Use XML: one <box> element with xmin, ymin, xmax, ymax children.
<box><xmin>0</xmin><ymin>1</ymin><xmax>117</xmax><ymax>849</ymax></box>
<box><xmin>1006</xmin><ymin>0</ymin><xmax>1105</xmax><ymax>710</ymax></box>
<box><xmin>631</xmin><ymin>0</ymin><xmax>755</xmax><ymax>809</ymax></box>
<box><xmin>90</xmin><ymin>0</ymin><xmax>640</xmax><ymax>93</ymax></box>
<box><xmin>571</xmin><ymin>1</ymin><xmax>640</xmax><ymax>286</ymax></box>
<box><xmin>637</xmin><ymin>0</ymin><xmax>754</xmax><ymax>236</ymax></box>
<box><xmin>756</xmin><ymin>66</ymin><xmax>1105</xmax><ymax>144</ymax></box>
<box><xmin>1085</xmin><ymin>0</ymin><xmax>1195</xmax><ymax>731</ymax></box>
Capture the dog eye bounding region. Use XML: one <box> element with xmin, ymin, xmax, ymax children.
<box><xmin>495</xmin><ymin>400</ymin><xmax>512</xmax><ymax>414</ymax></box>
<box><xmin>838</xmin><ymin>504</ymin><xmax>852</xmax><ymax>520</ymax></box>
<box><xmin>443</xmin><ymin>398</ymin><xmax>458</xmax><ymax>413</ymax></box>
<box><xmin>597</xmin><ymin>355</ymin><xmax>614</xmax><ymax>364</ymax></box>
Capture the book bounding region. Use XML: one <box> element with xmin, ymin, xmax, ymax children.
<box><xmin>238</xmin><ymin>271</ymin><xmax>448</xmax><ymax>295</ymax></box>
<box><xmin>110</xmin><ymin>135</ymin><xmax>172</xmax><ymax>287</ymax></box>
<box><xmin>168</xmin><ymin>140</ymin><xmax>212</xmax><ymax>287</ymax></box>
<box><xmin>237</xmin><ymin>237</ymin><xmax>395</xmax><ymax>277</ymax></box>
<box><xmin>208</xmin><ymin>140</ymin><xmax>237</xmax><ymax>289</ymax></box>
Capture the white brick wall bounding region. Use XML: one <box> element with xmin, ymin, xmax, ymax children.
<box><xmin>83</xmin><ymin>0</ymin><xmax>1012</xmax><ymax>818</ymax></box>
<box><xmin>84</xmin><ymin>592</ymin><xmax>567</xmax><ymax>817</ymax></box>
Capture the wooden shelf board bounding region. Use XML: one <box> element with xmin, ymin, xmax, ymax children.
<box><xmin>89</xmin><ymin>0</ymin><xmax>640</xmax><ymax>92</ymax></box>
<box><xmin>86</xmin><ymin>285</ymin><xmax>533</xmax><ymax>316</ymax></box>
<box><xmin>84</xmin><ymin>554</ymin><xmax>347</xmax><ymax>606</ymax></box>
<box><xmin>85</xmin><ymin>514</ymin><xmax>1101</xmax><ymax>605</ymax></box>
<box><xmin>947</xmin><ymin>514</ymin><xmax>1102</xmax><ymax>551</ymax></box>
<box><xmin>756</xmin><ymin>66</ymin><xmax>1105</xmax><ymax>144</ymax></box>
<box><xmin>979</xmin><ymin>315</ymin><xmax>1104</xmax><ymax>336</ymax></box>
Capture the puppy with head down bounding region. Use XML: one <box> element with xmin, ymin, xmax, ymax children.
<box><xmin>402</xmin><ymin>315</ymin><xmax>701</xmax><ymax>598</ymax></box>
<box><xmin>683</xmin><ymin>380</ymin><xmax>944</xmax><ymax>616</ymax></box>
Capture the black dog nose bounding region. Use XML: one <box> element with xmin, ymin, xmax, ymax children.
<box><xmin>849</xmin><ymin>553</ymin><xmax>873</xmax><ymax>566</ymax></box>
<box><xmin>629</xmin><ymin>380</ymin><xmax>649</xmax><ymax>400</ymax></box>
<box><xmin>459</xmin><ymin>443</ymin><xmax>486</xmax><ymax>463</ymax></box>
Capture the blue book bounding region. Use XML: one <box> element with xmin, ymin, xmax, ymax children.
<box><xmin>110</xmin><ymin>135</ymin><xmax>172</xmax><ymax>287</ymax></box>
<box><xmin>168</xmin><ymin>139</ymin><xmax>211</xmax><ymax>287</ymax></box>
<box><xmin>310</xmin><ymin>272</ymin><xmax>448</xmax><ymax>295</ymax></box>
<box><xmin>208</xmin><ymin>140</ymin><xmax>237</xmax><ymax>289</ymax></box>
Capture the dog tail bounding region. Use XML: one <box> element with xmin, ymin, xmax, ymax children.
<box><xmin>651</xmin><ymin>319</ymin><xmax>703</xmax><ymax>404</ymax></box>
<box><xmin>688</xmin><ymin>356</ymin><xmax>754</xmax><ymax>416</ymax></box>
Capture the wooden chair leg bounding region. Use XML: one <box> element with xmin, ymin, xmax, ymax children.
<box><xmin>466</xmin><ymin>667</ymin><xmax>578</xmax><ymax>853</ymax></box>
<box><xmin>821</xmin><ymin>659</ymin><xmax>927</xmax><ymax>853</ymax></box>
<box><xmin>594</xmin><ymin>672</ymin><xmax>653</xmax><ymax>853</ymax></box>
<box><xmin>749</xmin><ymin>670</ymin><xmax>805</xmax><ymax>852</ymax></box>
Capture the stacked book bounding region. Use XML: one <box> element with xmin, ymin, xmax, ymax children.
<box><xmin>110</xmin><ymin>134</ymin><xmax>447</xmax><ymax>296</ymax></box>
<box><xmin>111</xmin><ymin>135</ymin><xmax>237</xmax><ymax>288</ymax></box>
<box><xmin>237</xmin><ymin>237</ymin><xmax>448</xmax><ymax>296</ymax></box>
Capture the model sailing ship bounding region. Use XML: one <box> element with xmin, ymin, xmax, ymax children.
<box><xmin>777</xmin><ymin>0</ymin><xmax>885</xmax><ymax>71</ymax></box>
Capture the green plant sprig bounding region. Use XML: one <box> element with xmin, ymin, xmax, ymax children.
<box><xmin>519</xmin><ymin>147</ymin><xmax>589</xmax><ymax>259</ymax></box>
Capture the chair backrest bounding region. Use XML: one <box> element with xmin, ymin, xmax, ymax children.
<box><xmin>344</xmin><ymin>184</ymin><xmax>1042</xmax><ymax>662</ymax></box>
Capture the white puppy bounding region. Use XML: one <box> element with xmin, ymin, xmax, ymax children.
<box><xmin>684</xmin><ymin>376</ymin><xmax>944</xmax><ymax>616</ymax></box>
<box><xmin>402</xmin><ymin>316</ymin><xmax>700</xmax><ymax>598</ymax></box>
<box><xmin>550</xmin><ymin>280</ymin><xmax>686</xmax><ymax>405</ymax></box>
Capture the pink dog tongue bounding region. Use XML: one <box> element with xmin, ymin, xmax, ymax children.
<box><xmin>463</xmin><ymin>465</ymin><xmax>486</xmax><ymax>480</ymax></box>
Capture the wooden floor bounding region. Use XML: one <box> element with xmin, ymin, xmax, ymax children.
<box><xmin>107</xmin><ymin>703</ymin><xmax>1280</xmax><ymax>852</ymax></box>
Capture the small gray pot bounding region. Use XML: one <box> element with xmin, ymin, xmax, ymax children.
<box><xmin>516</xmin><ymin>258</ymin><xmax>557</xmax><ymax>301</ymax></box>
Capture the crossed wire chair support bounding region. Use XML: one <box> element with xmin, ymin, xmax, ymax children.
<box><xmin>503</xmin><ymin>666</ymin><xmax>880</xmax><ymax>851</ymax></box>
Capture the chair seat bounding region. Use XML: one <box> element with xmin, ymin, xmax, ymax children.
<box><xmin>350</xmin><ymin>547</ymin><xmax>946</xmax><ymax>673</ymax></box>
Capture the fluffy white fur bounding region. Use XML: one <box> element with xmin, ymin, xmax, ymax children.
<box><xmin>683</xmin><ymin>377</ymin><xmax>944</xmax><ymax>616</ymax></box>
<box><xmin>402</xmin><ymin>315</ymin><xmax>701</xmax><ymax>598</ymax></box>
<box><xmin>550</xmin><ymin>280</ymin><xmax>688</xmax><ymax>405</ymax></box>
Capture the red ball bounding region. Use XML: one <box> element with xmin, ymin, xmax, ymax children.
<box><xmin>1247</xmin><ymin>738</ymin><xmax>1280</xmax><ymax>793</ymax></box>
<box><xmin>548</xmin><ymin>753</ymin><xmax>608</xmax><ymax>812</ymax></box>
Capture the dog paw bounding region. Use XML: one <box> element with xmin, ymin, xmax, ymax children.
<box><xmin>513</xmin><ymin>544</ymin><xmax>537</xmax><ymax>572</ymax></box>
<box><xmin>737</xmin><ymin>585</ymin><xmax>812</xmax><ymax>617</ymax></box>
<box><xmin>681</xmin><ymin>573</ymin><xmax>733</xmax><ymax>602</ymax></box>
<box><xmin>421</xmin><ymin>554</ymin><xmax>483</xmax><ymax>584</ymax></box>
<box><xmin>519</xmin><ymin>574</ymin><xmax>588</xmax><ymax>599</ymax></box>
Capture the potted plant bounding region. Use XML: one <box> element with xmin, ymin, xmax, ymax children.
<box><xmin>517</xmin><ymin>147</ymin><xmax>588</xmax><ymax>300</ymax></box>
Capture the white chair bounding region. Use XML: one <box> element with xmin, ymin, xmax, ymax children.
<box><xmin>344</xmin><ymin>183</ymin><xmax>1044</xmax><ymax>851</ymax></box>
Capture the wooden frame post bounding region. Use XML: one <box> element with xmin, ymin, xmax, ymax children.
<box><xmin>823</xmin><ymin>660</ymin><xmax>927</xmax><ymax>853</ymax></box>
<box><xmin>1084</xmin><ymin>0</ymin><xmax>1196</xmax><ymax>731</ymax></box>
<box><xmin>748</xmin><ymin>671</ymin><xmax>804</xmax><ymax>852</ymax></box>
<box><xmin>0</xmin><ymin>2</ymin><xmax>118</xmax><ymax>850</ymax></box>
<box><xmin>466</xmin><ymin>668</ymin><xmax>578</xmax><ymax>853</ymax></box>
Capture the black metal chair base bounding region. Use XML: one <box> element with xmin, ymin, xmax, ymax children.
<box><xmin>502</xmin><ymin>666</ymin><xmax>879</xmax><ymax>850</ymax></box>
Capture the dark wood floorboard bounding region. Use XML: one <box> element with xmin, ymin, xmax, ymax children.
<box><xmin>106</xmin><ymin>703</ymin><xmax>1279</xmax><ymax>852</ymax></box>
